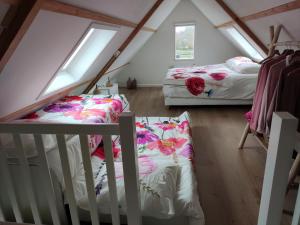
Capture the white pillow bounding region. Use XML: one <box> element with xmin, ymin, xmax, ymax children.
<box><xmin>226</xmin><ymin>56</ymin><xmax>260</xmax><ymax>74</ymax></box>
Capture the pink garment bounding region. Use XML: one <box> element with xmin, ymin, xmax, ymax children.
<box><xmin>250</xmin><ymin>55</ymin><xmax>286</xmax><ymax>132</ymax></box>
<box><xmin>245</xmin><ymin>111</ymin><xmax>252</xmax><ymax>122</ymax></box>
<box><xmin>257</xmin><ymin>59</ymin><xmax>286</xmax><ymax>134</ymax></box>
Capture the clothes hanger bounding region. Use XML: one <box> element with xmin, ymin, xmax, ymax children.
<box><xmin>281</xmin><ymin>49</ymin><xmax>294</xmax><ymax>55</ymax></box>
<box><xmin>259</xmin><ymin>49</ymin><xmax>280</xmax><ymax>64</ymax></box>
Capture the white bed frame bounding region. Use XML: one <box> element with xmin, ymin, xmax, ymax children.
<box><xmin>0</xmin><ymin>112</ymin><xmax>141</xmax><ymax>225</ymax></box>
<box><xmin>164</xmin><ymin>97</ymin><xmax>253</xmax><ymax>106</ymax></box>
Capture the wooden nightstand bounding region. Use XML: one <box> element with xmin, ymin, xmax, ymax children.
<box><xmin>95</xmin><ymin>83</ymin><xmax>119</xmax><ymax>95</ymax></box>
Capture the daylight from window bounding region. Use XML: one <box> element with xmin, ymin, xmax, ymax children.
<box><xmin>44</xmin><ymin>24</ymin><xmax>118</xmax><ymax>96</ymax></box>
<box><xmin>226</xmin><ymin>27</ymin><xmax>264</xmax><ymax>61</ymax></box>
<box><xmin>175</xmin><ymin>24</ymin><xmax>195</xmax><ymax>60</ymax></box>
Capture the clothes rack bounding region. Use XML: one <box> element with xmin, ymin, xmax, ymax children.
<box><xmin>238</xmin><ymin>24</ymin><xmax>300</xmax><ymax>191</ymax></box>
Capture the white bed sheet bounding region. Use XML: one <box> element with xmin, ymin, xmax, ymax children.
<box><xmin>163</xmin><ymin>63</ymin><xmax>258</xmax><ymax>100</ymax></box>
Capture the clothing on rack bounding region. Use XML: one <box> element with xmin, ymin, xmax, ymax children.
<box><xmin>248</xmin><ymin>49</ymin><xmax>300</xmax><ymax>135</ymax></box>
<box><xmin>258</xmin><ymin>51</ymin><xmax>295</xmax><ymax>133</ymax></box>
<box><xmin>250</xmin><ymin>54</ymin><xmax>287</xmax><ymax>131</ymax></box>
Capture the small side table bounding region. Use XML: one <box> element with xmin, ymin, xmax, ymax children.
<box><xmin>96</xmin><ymin>83</ymin><xmax>119</xmax><ymax>95</ymax></box>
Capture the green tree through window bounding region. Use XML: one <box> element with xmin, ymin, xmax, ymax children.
<box><xmin>175</xmin><ymin>24</ymin><xmax>195</xmax><ymax>60</ymax></box>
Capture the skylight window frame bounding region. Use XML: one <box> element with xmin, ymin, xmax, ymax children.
<box><xmin>174</xmin><ymin>22</ymin><xmax>196</xmax><ymax>61</ymax></box>
<box><xmin>225</xmin><ymin>25</ymin><xmax>265</xmax><ymax>61</ymax></box>
<box><xmin>39</xmin><ymin>23</ymin><xmax>119</xmax><ymax>99</ymax></box>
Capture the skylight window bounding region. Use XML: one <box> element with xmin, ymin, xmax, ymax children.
<box><xmin>42</xmin><ymin>23</ymin><xmax>118</xmax><ymax>96</ymax></box>
<box><xmin>175</xmin><ymin>24</ymin><xmax>195</xmax><ymax>60</ymax></box>
<box><xmin>226</xmin><ymin>27</ymin><xmax>263</xmax><ymax>61</ymax></box>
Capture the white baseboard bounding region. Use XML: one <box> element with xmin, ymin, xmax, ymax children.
<box><xmin>137</xmin><ymin>84</ymin><xmax>163</xmax><ymax>87</ymax></box>
<box><xmin>119</xmin><ymin>83</ymin><xmax>163</xmax><ymax>88</ymax></box>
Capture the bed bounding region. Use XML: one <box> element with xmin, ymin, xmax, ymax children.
<box><xmin>0</xmin><ymin>94</ymin><xmax>204</xmax><ymax>225</ymax></box>
<box><xmin>163</xmin><ymin>57</ymin><xmax>260</xmax><ymax>106</ymax></box>
<box><xmin>0</xmin><ymin>93</ymin><xmax>130</xmax><ymax>224</ymax></box>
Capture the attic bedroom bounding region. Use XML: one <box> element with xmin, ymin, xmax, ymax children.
<box><xmin>0</xmin><ymin>0</ymin><xmax>299</xmax><ymax>225</ymax></box>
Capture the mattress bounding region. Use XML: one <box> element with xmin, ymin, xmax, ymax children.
<box><xmin>56</xmin><ymin>112</ymin><xmax>204</xmax><ymax>224</ymax></box>
<box><xmin>1</xmin><ymin>94</ymin><xmax>130</xmax><ymax>158</ymax></box>
<box><xmin>163</xmin><ymin>63</ymin><xmax>258</xmax><ymax>100</ymax></box>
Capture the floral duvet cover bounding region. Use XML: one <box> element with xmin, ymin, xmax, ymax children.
<box><xmin>22</xmin><ymin>94</ymin><xmax>129</xmax><ymax>124</ymax></box>
<box><xmin>13</xmin><ymin>94</ymin><xmax>129</xmax><ymax>155</ymax></box>
<box><xmin>164</xmin><ymin>64</ymin><xmax>257</xmax><ymax>100</ymax></box>
<box><xmin>74</xmin><ymin>112</ymin><xmax>204</xmax><ymax>223</ymax></box>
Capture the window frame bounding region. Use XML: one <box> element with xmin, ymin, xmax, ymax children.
<box><xmin>38</xmin><ymin>22</ymin><xmax>119</xmax><ymax>99</ymax></box>
<box><xmin>174</xmin><ymin>22</ymin><xmax>196</xmax><ymax>61</ymax></box>
<box><xmin>225</xmin><ymin>26</ymin><xmax>265</xmax><ymax>61</ymax></box>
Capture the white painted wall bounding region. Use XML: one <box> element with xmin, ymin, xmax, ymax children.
<box><xmin>0</xmin><ymin>10</ymin><xmax>132</xmax><ymax>117</ymax></box>
<box><xmin>117</xmin><ymin>0</ymin><xmax>242</xmax><ymax>86</ymax></box>
<box><xmin>97</xmin><ymin>0</ymin><xmax>181</xmax><ymax>86</ymax></box>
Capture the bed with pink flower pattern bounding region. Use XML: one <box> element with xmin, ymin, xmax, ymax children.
<box><xmin>163</xmin><ymin>57</ymin><xmax>260</xmax><ymax>106</ymax></box>
<box><xmin>74</xmin><ymin>112</ymin><xmax>204</xmax><ymax>225</ymax></box>
<box><xmin>0</xmin><ymin>94</ymin><xmax>204</xmax><ymax>225</ymax></box>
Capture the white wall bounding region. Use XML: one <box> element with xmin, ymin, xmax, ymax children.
<box><xmin>117</xmin><ymin>0</ymin><xmax>242</xmax><ymax>86</ymax></box>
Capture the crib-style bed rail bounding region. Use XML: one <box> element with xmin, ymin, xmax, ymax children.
<box><xmin>257</xmin><ymin>112</ymin><xmax>300</xmax><ymax>225</ymax></box>
<box><xmin>0</xmin><ymin>112</ymin><xmax>141</xmax><ymax>225</ymax></box>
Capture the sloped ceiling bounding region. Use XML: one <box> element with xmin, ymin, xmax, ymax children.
<box><xmin>191</xmin><ymin>0</ymin><xmax>300</xmax><ymax>44</ymax></box>
<box><xmin>190</xmin><ymin>0</ymin><xmax>231</xmax><ymax>25</ymax></box>
<box><xmin>57</xmin><ymin>0</ymin><xmax>156</xmax><ymax>23</ymax></box>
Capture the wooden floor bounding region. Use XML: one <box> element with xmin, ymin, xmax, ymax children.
<box><xmin>120</xmin><ymin>87</ymin><xmax>293</xmax><ymax>225</ymax></box>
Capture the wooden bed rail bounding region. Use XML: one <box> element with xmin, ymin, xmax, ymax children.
<box><xmin>0</xmin><ymin>112</ymin><xmax>141</xmax><ymax>225</ymax></box>
<box><xmin>257</xmin><ymin>112</ymin><xmax>299</xmax><ymax>225</ymax></box>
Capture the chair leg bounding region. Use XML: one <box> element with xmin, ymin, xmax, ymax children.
<box><xmin>239</xmin><ymin>123</ymin><xmax>250</xmax><ymax>149</ymax></box>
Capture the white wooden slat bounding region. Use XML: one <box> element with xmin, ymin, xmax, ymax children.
<box><xmin>79</xmin><ymin>135</ymin><xmax>100</xmax><ymax>225</ymax></box>
<box><xmin>257</xmin><ymin>112</ymin><xmax>298</xmax><ymax>225</ymax></box>
<box><xmin>56</xmin><ymin>135</ymin><xmax>80</xmax><ymax>225</ymax></box>
<box><xmin>13</xmin><ymin>134</ymin><xmax>42</xmax><ymax>224</ymax></box>
<box><xmin>0</xmin><ymin>150</ymin><xmax>23</xmax><ymax>223</ymax></box>
<box><xmin>33</xmin><ymin>134</ymin><xmax>61</xmax><ymax>225</ymax></box>
<box><xmin>292</xmin><ymin>185</ymin><xmax>300</xmax><ymax>225</ymax></box>
<box><xmin>103</xmin><ymin>135</ymin><xmax>120</xmax><ymax>225</ymax></box>
<box><xmin>0</xmin><ymin>123</ymin><xmax>119</xmax><ymax>135</ymax></box>
<box><xmin>119</xmin><ymin>113</ymin><xmax>141</xmax><ymax>225</ymax></box>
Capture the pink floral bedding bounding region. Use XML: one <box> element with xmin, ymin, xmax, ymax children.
<box><xmin>20</xmin><ymin>94</ymin><xmax>129</xmax><ymax>152</ymax></box>
<box><xmin>92</xmin><ymin>112</ymin><xmax>193</xmax><ymax>166</ymax></box>
<box><xmin>22</xmin><ymin>94</ymin><xmax>129</xmax><ymax>123</ymax></box>
<box><xmin>78</xmin><ymin>112</ymin><xmax>203</xmax><ymax>220</ymax></box>
<box><xmin>165</xmin><ymin>64</ymin><xmax>235</xmax><ymax>97</ymax></box>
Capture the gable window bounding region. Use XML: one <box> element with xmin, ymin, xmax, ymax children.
<box><xmin>42</xmin><ymin>23</ymin><xmax>118</xmax><ymax>96</ymax></box>
<box><xmin>225</xmin><ymin>27</ymin><xmax>263</xmax><ymax>61</ymax></box>
<box><xmin>175</xmin><ymin>23</ymin><xmax>195</xmax><ymax>60</ymax></box>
